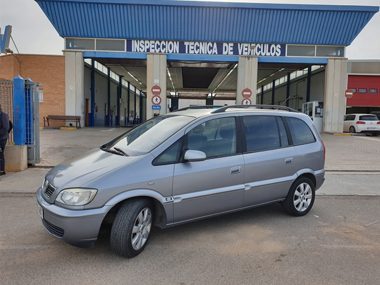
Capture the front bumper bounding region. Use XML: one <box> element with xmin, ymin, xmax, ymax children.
<box><xmin>36</xmin><ymin>188</ymin><xmax>112</xmax><ymax>245</ymax></box>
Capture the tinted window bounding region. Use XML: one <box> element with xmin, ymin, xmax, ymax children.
<box><xmin>359</xmin><ymin>89</ymin><xmax>367</xmax><ymax>93</ymax></box>
<box><xmin>243</xmin><ymin>116</ymin><xmax>283</xmax><ymax>152</ymax></box>
<box><xmin>286</xmin><ymin>117</ymin><xmax>316</xmax><ymax>145</ymax></box>
<box><xmin>359</xmin><ymin>115</ymin><xmax>378</xmax><ymax>121</ymax></box>
<box><xmin>344</xmin><ymin>115</ymin><xmax>355</xmax><ymax>121</ymax></box>
<box><xmin>154</xmin><ymin>139</ymin><xmax>182</xmax><ymax>165</ymax></box>
<box><xmin>187</xmin><ymin>117</ymin><xmax>236</xmax><ymax>158</ymax></box>
<box><xmin>369</xmin><ymin>89</ymin><xmax>378</xmax><ymax>94</ymax></box>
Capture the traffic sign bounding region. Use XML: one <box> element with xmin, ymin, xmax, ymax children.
<box><xmin>152</xmin><ymin>105</ymin><xmax>161</xmax><ymax>110</ymax></box>
<box><xmin>242</xmin><ymin>88</ymin><xmax>252</xmax><ymax>99</ymax></box>
<box><xmin>152</xmin><ymin>85</ymin><xmax>161</xmax><ymax>96</ymax></box>
<box><xmin>345</xmin><ymin>89</ymin><xmax>354</xmax><ymax>99</ymax></box>
<box><xmin>242</xmin><ymin>98</ymin><xmax>251</xmax><ymax>105</ymax></box>
<box><xmin>152</xmin><ymin>95</ymin><xmax>161</xmax><ymax>105</ymax></box>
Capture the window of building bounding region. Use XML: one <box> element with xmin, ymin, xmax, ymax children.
<box><xmin>96</xmin><ymin>39</ymin><xmax>125</xmax><ymax>51</ymax></box>
<box><xmin>316</xmin><ymin>46</ymin><xmax>345</xmax><ymax>57</ymax></box>
<box><xmin>358</xmin><ymin>89</ymin><xmax>367</xmax><ymax>93</ymax></box>
<box><xmin>287</xmin><ymin>45</ymin><xmax>315</xmax><ymax>57</ymax></box>
<box><xmin>369</xmin><ymin>89</ymin><xmax>378</xmax><ymax>94</ymax></box>
<box><xmin>66</xmin><ymin>38</ymin><xmax>95</xmax><ymax>50</ymax></box>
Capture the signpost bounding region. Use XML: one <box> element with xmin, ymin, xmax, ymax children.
<box><xmin>152</xmin><ymin>96</ymin><xmax>161</xmax><ymax>105</ymax></box>
<box><xmin>345</xmin><ymin>89</ymin><xmax>354</xmax><ymax>99</ymax></box>
<box><xmin>242</xmin><ymin>88</ymin><xmax>252</xmax><ymax>99</ymax></box>
<box><xmin>151</xmin><ymin>85</ymin><xmax>161</xmax><ymax>96</ymax></box>
<box><xmin>242</xmin><ymin>98</ymin><xmax>251</xmax><ymax>105</ymax></box>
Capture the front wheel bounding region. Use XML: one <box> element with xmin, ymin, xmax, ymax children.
<box><xmin>282</xmin><ymin>177</ymin><xmax>315</xmax><ymax>216</ymax></box>
<box><xmin>110</xmin><ymin>199</ymin><xmax>153</xmax><ymax>258</ymax></box>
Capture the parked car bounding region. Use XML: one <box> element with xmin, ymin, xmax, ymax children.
<box><xmin>370</xmin><ymin>111</ymin><xmax>380</xmax><ymax>120</ymax></box>
<box><xmin>343</xmin><ymin>114</ymin><xmax>380</xmax><ymax>136</ymax></box>
<box><xmin>37</xmin><ymin>105</ymin><xmax>326</xmax><ymax>258</ymax></box>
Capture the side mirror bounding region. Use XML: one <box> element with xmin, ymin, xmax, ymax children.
<box><xmin>184</xmin><ymin>150</ymin><xmax>206</xmax><ymax>162</ymax></box>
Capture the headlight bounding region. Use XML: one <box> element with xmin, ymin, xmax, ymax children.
<box><xmin>56</xmin><ymin>188</ymin><xmax>97</xmax><ymax>206</ymax></box>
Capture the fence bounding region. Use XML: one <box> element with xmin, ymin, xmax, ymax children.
<box><xmin>0</xmin><ymin>80</ymin><xmax>14</xmax><ymax>144</ymax></box>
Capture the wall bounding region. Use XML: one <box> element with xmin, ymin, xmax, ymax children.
<box><xmin>0</xmin><ymin>54</ymin><xmax>65</xmax><ymax>127</ymax></box>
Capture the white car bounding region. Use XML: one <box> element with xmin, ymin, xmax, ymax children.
<box><xmin>343</xmin><ymin>114</ymin><xmax>380</xmax><ymax>136</ymax></box>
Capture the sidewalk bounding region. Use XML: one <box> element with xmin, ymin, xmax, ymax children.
<box><xmin>1</xmin><ymin>129</ymin><xmax>380</xmax><ymax>195</ymax></box>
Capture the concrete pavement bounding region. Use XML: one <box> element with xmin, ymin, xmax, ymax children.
<box><xmin>1</xmin><ymin>128</ymin><xmax>380</xmax><ymax>196</ymax></box>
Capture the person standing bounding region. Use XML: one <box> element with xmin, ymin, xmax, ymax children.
<box><xmin>0</xmin><ymin>103</ymin><xmax>10</xmax><ymax>176</ymax></box>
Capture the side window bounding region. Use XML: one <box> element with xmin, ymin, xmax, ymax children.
<box><xmin>344</xmin><ymin>115</ymin><xmax>355</xmax><ymax>121</ymax></box>
<box><xmin>286</xmin><ymin>117</ymin><xmax>316</xmax><ymax>145</ymax></box>
<box><xmin>243</xmin><ymin>116</ymin><xmax>282</xmax><ymax>152</ymax></box>
<box><xmin>153</xmin><ymin>139</ymin><xmax>182</xmax><ymax>165</ymax></box>
<box><xmin>187</xmin><ymin>117</ymin><xmax>236</xmax><ymax>158</ymax></box>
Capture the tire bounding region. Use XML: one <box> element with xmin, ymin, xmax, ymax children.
<box><xmin>349</xmin><ymin>126</ymin><xmax>356</xmax><ymax>133</ymax></box>
<box><xmin>282</xmin><ymin>177</ymin><xmax>315</xmax><ymax>216</ymax></box>
<box><xmin>372</xmin><ymin>133</ymin><xmax>379</xmax><ymax>137</ymax></box>
<box><xmin>110</xmin><ymin>198</ymin><xmax>153</xmax><ymax>258</ymax></box>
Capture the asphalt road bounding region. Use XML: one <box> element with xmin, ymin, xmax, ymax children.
<box><xmin>1</xmin><ymin>194</ymin><xmax>379</xmax><ymax>285</ymax></box>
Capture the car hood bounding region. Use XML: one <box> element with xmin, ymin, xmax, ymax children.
<box><xmin>45</xmin><ymin>148</ymin><xmax>140</xmax><ymax>190</ymax></box>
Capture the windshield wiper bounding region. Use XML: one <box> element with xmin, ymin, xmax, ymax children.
<box><xmin>113</xmin><ymin>147</ymin><xmax>129</xmax><ymax>156</ymax></box>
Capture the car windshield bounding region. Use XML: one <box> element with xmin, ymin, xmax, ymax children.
<box><xmin>359</xmin><ymin>115</ymin><xmax>378</xmax><ymax>121</ymax></box>
<box><xmin>104</xmin><ymin>115</ymin><xmax>194</xmax><ymax>156</ymax></box>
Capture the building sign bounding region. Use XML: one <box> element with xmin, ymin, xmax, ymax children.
<box><xmin>127</xmin><ymin>40</ymin><xmax>286</xmax><ymax>57</ymax></box>
<box><xmin>0</xmin><ymin>25</ymin><xmax>12</xmax><ymax>53</ymax></box>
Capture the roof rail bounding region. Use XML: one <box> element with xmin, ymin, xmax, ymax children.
<box><xmin>175</xmin><ymin>105</ymin><xmax>223</xmax><ymax>112</ymax></box>
<box><xmin>211</xmin><ymin>104</ymin><xmax>298</xmax><ymax>113</ymax></box>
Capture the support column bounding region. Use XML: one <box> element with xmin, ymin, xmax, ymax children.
<box><xmin>323</xmin><ymin>58</ymin><xmax>348</xmax><ymax>133</ymax></box>
<box><xmin>64</xmin><ymin>51</ymin><xmax>85</xmax><ymax>127</ymax></box>
<box><xmin>147</xmin><ymin>53</ymin><xmax>167</xmax><ymax>120</ymax></box>
<box><xmin>237</xmin><ymin>56</ymin><xmax>258</xmax><ymax>105</ymax></box>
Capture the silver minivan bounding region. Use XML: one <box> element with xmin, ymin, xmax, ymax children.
<box><xmin>37</xmin><ymin>105</ymin><xmax>325</xmax><ymax>258</ymax></box>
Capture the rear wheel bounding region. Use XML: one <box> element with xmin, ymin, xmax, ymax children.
<box><xmin>349</xmin><ymin>126</ymin><xmax>356</xmax><ymax>133</ymax></box>
<box><xmin>110</xmin><ymin>198</ymin><xmax>153</xmax><ymax>258</ymax></box>
<box><xmin>282</xmin><ymin>177</ymin><xmax>315</xmax><ymax>216</ymax></box>
<box><xmin>372</xmin><ymin>133</ymin><xmax>379</xmax><ymax>137</ymax></box>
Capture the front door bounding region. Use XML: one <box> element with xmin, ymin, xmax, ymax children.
<box><xmin>172</xmin><ymin>117</ymin><xmax>245</xmax><ymax>222</ymax></box>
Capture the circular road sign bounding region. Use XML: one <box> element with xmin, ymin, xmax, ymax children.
<box><xmin>152</xmin><ymin>85</ymin><xmax>162</xmax><ymax>96</ymax></box>
<box><xmin>242</xmin><ymin>98</ymin><xmax>251</xmax><ymax>105</ymax></box>
<box><xmin>345</xmin><ymin>89</ymin><xmax>354</xmax><ymax>99</ymax></box>
<box><xmin>242</xmin><ymin>88</ymin><xmax>252</xmax><ymax>99</ymax></box>
<box><xmin>152</xmin><ymin>95</ymin><xmax>162</xmax><ymax>105</ymax></box>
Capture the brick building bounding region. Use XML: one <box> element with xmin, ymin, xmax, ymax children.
<box><xmin>0</xmin><ymin>54</ymin><xmax>65</xmax><ymax>127</ymax></box>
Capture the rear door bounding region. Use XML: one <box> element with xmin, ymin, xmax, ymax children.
<box><xmin>172</xmin><ymin>116</ymin><xmax>245</xmax><ymax>222</ymax></box>
<box><xmin>242</xmin><ymin>115</ymin><xmax>298</xmax><ymax>206</ymax></box>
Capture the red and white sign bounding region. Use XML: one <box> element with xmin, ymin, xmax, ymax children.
<box><xmin>152</xmin><ymin>96</ymin><xmax>162</xmax><ymax>105</ymax></box>
<box><xmin>151</xmin><ymin>85</ymin><xmax>161</xmax><ymax>96</ymax></box>
<box><xmin>345</xmin><ymin>89</ymin><xmax>354</xmax><ymax>99</ymax></box>
<box><xmin>242</xmin><ymin>98</ymin><xmax>251</xmax><ymax>105</ymax></box>
<box><xmin>242</xmin><ymin>88</ymin><xmax>252</xmax><ymax>99</ymax></box>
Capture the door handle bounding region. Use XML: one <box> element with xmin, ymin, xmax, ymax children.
<box><xmin>285</xmin><ymin>157</ymin><xmax>293</xmax><ymax>164</ymax></box>
<box><xmin>230</xmin><ymin>166</ymin><xmax>241</xmax><ymax>174</ymax></box>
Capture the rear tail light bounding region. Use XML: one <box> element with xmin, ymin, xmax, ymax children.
<box><xmin>356</xmin><ymin>121</ymin><xmax>366</xmax><ymax>124</ymax></box>
<box><xmin>377</xmin><ymin>122</ymin><xmax>380</xmax><ymax>125</ymax></box>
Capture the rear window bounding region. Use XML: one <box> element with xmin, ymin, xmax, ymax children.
<box><xmin>359</xmin><ymin>115</ymin><xmax>378</xmax><ymax>121</ymax></box>
<box><xmin>285</xmin><ymin>117</ymin><xmax>316</xmax><ymax>145</ymax></box>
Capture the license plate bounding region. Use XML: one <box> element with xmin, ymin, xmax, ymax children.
<box><xmin>37</xmin><ymin>204</ymin><xmax>44</xmax><ymax>219</ymax></box>
<box><xmin>367</xmin><ymin>127</ymin><xmax>376</xmax><ymax>130</ymax></box>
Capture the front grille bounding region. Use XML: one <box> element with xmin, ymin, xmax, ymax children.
<box><xmin>42</xmin><ymin>219</ymin><xmax>64</xmax><ymax>238</ymax></box>
<box><xmin>44</xmin><ymin>184</ymin><xmax>56</xmax><ymax>198</ymax></box>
